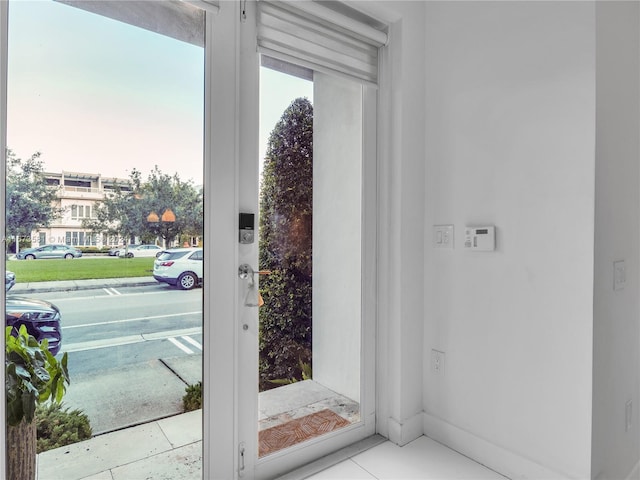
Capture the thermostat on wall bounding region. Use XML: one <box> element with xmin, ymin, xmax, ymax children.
<box><xmin>464</xmin><ymin>226</ymin><xmax>496</xmax><ymax>251</ymax></box>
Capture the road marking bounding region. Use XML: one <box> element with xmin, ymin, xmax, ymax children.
<box><xmin>103</xmin><ymin>287</ymin><xmax>121</xmax><ymax>296</ymax></box>
<box><xmin>168</xmin><ymin>337</ymin><xmax>194</xmax><ymax>354</ymax></box>
<box><xmin>64</xmin><ymin>327</ymin><xmax>202</xmax><ymax>352</ymax></box>
<box><xmin>64</xmin><ymin>335</ymin><xmax>145</xmax><ymax>352</ymax></box>
<box><xmin>63</xmin><ymin>311</ymin><xmax>202</xmax><ymax>329</ymax></box>
<box><xmin>141</xmin><ymin>327</ymin><xmax>202</xmax><ymax>340</ymax></box>
<box><xmin>181</xmin><ymin>336</ymin><xmax>203</xmax><ymax>350</ymax></box>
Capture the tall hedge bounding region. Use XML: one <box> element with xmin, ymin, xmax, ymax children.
<box><xmin>259</xmin><ymin>97</ymin><xmax>313</xmax><ymax>390</ymax></box>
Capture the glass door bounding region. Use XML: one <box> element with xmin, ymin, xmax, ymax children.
<box><xmin>236</xmin><ymin>41</ymin><xmax>378</xmax><ymax>480</ymax></box>
<box><xmin>3</xmin><ymin>1</ymin><xmax>208</xmax><ymax>478</ymax></box>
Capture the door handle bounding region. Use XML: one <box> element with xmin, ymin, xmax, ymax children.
<box><xmin>238</xmin><ymin>264</ymin><xmax>271</xmax><ymax>279</ymax></box>
<box><xmin>238</xmin><ymin>264</ymin><xmax>270</xmax><ymax>307</ymax></box>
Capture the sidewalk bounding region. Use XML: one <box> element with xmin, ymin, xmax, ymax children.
<box><xmin>37</xmin><ymin>410</ymin><xmax>202</xmax><ymax>480</ymax></box>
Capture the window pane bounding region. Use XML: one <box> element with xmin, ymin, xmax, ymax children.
<box><xmin>6</xmin><ymin>1</ymin><xmax>205</xmax><ymax>478</ymax></box>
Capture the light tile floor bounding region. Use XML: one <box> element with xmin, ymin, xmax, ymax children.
<box><xmin>304</xmin><ymin>436</ymin><xmax>508</xmax><ymax>480</ymax></box>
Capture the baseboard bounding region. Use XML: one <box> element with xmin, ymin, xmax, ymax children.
<box><xmin>387</xmin><ymin>412</ymin><xmax>423</xmax><ymax>446</ymax></box>
<box><xmin>626</xmin><ymin>459</ymin><xmax>640</xmax><ymax>480</ymax></box>
<box><xmin>423</xmin><ymin>413</ymin><xmax>575</xmax><ymax>480</ymax></box>
<box><xmin>594</xmin><ymin>458</ymin><xmax>640</xmax><ymax>480</ymax></box>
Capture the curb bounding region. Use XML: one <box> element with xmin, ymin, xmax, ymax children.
<box><xmin>9</xmin><ymin>279</ymin><xmax>160</xmax><ymax>295</ymax></box>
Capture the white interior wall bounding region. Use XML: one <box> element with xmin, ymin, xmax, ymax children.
<box><xmin>592</xmin><ymin>3</ymin><xmax>640</xmax><ymax>479</ymax></box>
<box><xmin>313</xmin><ymin>72</ymin><xmax>362</xmax><ymax>403</ymax></box>
<box><xmin>422</xmin><ymin>2</ymin><xmax>596</xmax><ymax>478</ymax></box>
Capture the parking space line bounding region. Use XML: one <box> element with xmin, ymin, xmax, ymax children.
<box><xmin>168</xmin><ymin>337</ymin><xmax>194</xmax><ymax>354</ymax></box>
<box><xmin>181</xmin><ymin>336</ymin><xmax>202</xmax><ymax>350</ymax></box>
<box><xmin>64</xmin><ymin>327</ymin><xmax>202</xmax><ymax>353</ymax></box>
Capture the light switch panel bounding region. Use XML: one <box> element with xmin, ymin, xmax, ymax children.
<box><xmin>433</xmin><ymin>225</ymin><xmax>454</xmax><ymax>249</ymax></box>
<box><xmin>614</xmin><ymin>260</ymin><xmax>626</xmax><ymax>291</ymax></box>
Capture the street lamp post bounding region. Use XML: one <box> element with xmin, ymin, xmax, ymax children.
<box><xmin>147</xmin><ymin>208</ymin><xmax>176</xmax><ymax>248</ymax></box>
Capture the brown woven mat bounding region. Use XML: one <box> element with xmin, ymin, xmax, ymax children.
<box><xmin>259</xmin><ymin>409</ymin><xmax>351</xmax><ymax>457</ymax></box>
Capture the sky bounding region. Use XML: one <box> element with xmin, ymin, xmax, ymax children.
<box><xmin>7</xmin><ymin>0</ymin><xmax>312</xmax><ymax>184</ymax></box>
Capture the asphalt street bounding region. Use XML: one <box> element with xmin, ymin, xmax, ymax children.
<box><xmin>12</xmin><ymin>282</ymin><xmax>204</xmax><ymax>435</ymax></box>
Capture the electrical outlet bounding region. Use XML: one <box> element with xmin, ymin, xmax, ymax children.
<box><xmin>626</xmin><ymin>400</ymin><xmax>633</xmax><ymax>432</ymax></box>
<box><xmin>431</xmin><ymin>349</ymin><xmax>445</xmax><ymax>375</ymax></box>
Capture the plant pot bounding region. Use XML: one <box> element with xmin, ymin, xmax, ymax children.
<box><xmin>7</xmin><ymin>419</ymin><xmax>37</xmax><ymax>480</ymax></box>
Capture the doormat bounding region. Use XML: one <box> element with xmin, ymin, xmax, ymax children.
<box><xmin>259</xmin><ymin>409</ymin><xmax>351</xmax><ymax>457</ymax></box>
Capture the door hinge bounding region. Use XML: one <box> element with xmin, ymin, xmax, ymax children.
<box><xmin>238</xmin><ymin>441</ymin><xmax>246</xmax><ymax>476</ymax></box>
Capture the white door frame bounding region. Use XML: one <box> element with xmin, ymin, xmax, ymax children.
<box><xmin>203</xmin><ymin>1</ymin><xmax>245</xmax><ymax>478</ymax></box>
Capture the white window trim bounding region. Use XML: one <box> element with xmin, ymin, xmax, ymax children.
<box><xmin>203</xmin><ymin>2</ymin><xmax>242</xmax><ymax>478</ymax></box>
<box><xmin>0</xmin><ymin>0</ymin><xmax>8</xmax><ymax>472</ymax></box>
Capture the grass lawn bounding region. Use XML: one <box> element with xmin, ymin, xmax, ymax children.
<box><xmin>7</xmin><ymin>257</ymin><xmax>155</xmax><ymax>283</ymax></box>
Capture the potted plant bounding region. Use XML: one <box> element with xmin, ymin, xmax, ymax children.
<box><xmin>6</xmin><ymin>325</ymin><xmax>69</xmax><ymax>480</ymax></box>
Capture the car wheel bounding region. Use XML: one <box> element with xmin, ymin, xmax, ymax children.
<box><xmin>126</xmin><ymin>252</ymin><xmax>134</xmax><ymax>258</ymax></box>
<box><xmin>64</xmin><ymin>253</ymin><xmax>73</xmax><ymax>259</ymax></box>
<box><xmin>25</xmin><ymin>254</ymin><xmax>35</xmax><ymax>260</ymax></box>
<box><xmin>178</xmin><ymin>272</ymin><xmax>197</xmax><ymax>290</ymax></box>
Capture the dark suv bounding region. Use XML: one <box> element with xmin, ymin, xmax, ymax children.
<box><xmin>5</xmin><ymin>281</ymin><xmax>62</xmax><ymax>355</ymax></box>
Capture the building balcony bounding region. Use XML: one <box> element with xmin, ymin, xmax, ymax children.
<box><xmin>58</xmin><ymin>186</ymin><xmax>107</xmax><ymax>200</ymax></box>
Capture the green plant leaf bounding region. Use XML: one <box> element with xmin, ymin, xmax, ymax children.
<box><xmin>6</xmin><ymin>324</ymin><xmax>70</xmax><ymax>425</ymax></box>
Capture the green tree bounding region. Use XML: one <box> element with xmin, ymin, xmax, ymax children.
<box><xmin>139</xmin><ymin>166</ymin><xmax>203</xmax><ymax>248</ymax></box>
<box><xmin>84</xmin><ymin>167</ymin><xmax>203</xmax><ymax>249</ymax></box>
<box><xmin>6</xmin><ymin>151</ymin><xmax>62</xmax><ymax>254</ymax></box>
<box><xmin>259</xmin><ymin>97</ymin><xmax>313</xmax><ymax>390</ymax></box>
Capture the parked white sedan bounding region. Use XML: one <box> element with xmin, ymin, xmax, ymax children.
<box><xmin>153</xmin><ymin>248</ymin><xmax>203</xmax><ymax>290</ymax></box>
<box><xmin>119</xmin><ymin>244</ymin><xmax>163</xmax><ymax>258</ymax></box>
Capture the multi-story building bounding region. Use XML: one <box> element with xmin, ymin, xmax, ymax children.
<box><xmin>33</xmin><ymin>171</ymin><xmax>132</xmax><ymax>249</ymax></box>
